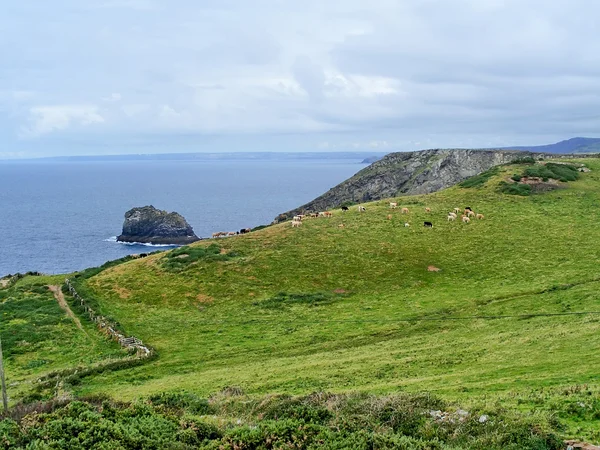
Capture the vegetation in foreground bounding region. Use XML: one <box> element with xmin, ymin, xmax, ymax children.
<box><xmin>2</xmin><ymin>389</ymin><xmax>589</xmax><ymax>449</ymax></box>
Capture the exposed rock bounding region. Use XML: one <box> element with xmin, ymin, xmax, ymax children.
<box><xmin>117</xmin><ymin>205</ymin><xmax>199</xmax><ymax>245</ymax></box>
<box><xmin>277</xmin><ymin>148</ymin><xmax>598</xmax><ymax>221</ymax></box>
<box><xmin>278</xmin><ymin>149</ymin><xmax>533</xmax><ymax>220</ymax></box>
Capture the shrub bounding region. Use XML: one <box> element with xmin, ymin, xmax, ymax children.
<box><xmin>511</xmin><ymin>174</ymin><xmax>522</xmax><ymax>182</ymax></box>
<box><xmin>523</xmin><ymin>163</ymin><xmax>579</xmax><ymax>182</ymax></box>
<box><xmin>162</xmin><ymin>244</ymin><xmax>239</xmax><ymax>271</ymax></box>
<box><xmin>254</xmin><ymin>292</ymin><xmax>347</xmax><ymax>309</ymax></box>
<box><xmin>148</xmin><ymin>391</ymin><xmax>213</xmax><ymax>415</ymax></box>
<box><xmin>512</xmin><ymin>156</ymin><xmax>536</xmax><ymax>164</ymax></box>
<box><xmin>459</xmin><ymin>167</ymin><xmax>500</xmax><ymax>188</ymax></box>
<box><xmin>499</xmin><ymin>182</ymin><xmax>532</xmax><ymax>196</ymax></box>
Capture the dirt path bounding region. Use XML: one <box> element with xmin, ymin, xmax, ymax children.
<box><xmin>48</xmin><ymin>285</ymin><xmax>85</xmax><ymax>332</ymax></box>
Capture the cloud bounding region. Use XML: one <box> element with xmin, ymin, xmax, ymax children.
<box><xmin>22</xmin><ymin>105</ymin><xmax>104</xmax><ymax>137</ymax></box>
<box><xmin>2</xmin><ymin>0</ymin><xmax>600</xmax><ymax>156</ymax></box>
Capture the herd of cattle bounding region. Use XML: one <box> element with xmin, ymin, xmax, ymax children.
<box><xmin>289</xmin><ymin>202</ymin><xmax>484</xmax><ymax>228</ymax></box>
<box><xmin>211</xmin><ymin>228</ymin><xmax>252</xmax><ymax>238</ymax></box>
<box><xmin>210</xmin><ymin>202</ymin><xmax>485</xmax><ymax>238</ymax></box>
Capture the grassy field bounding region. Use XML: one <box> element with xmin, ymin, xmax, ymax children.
<box><xmin>2</xmin><ymin>158</ymin><xmax>599</xmax><ymax>444</ymax></box>
<box><xmin>0</xmin><ymin>275</ymin><xmax>124</xmax><ymax>401</ymax></box>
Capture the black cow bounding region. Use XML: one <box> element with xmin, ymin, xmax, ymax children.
<box><xmin>465</xmin><ymin>207</ymin><xmax>472</xmax><ymax>212</ymax></box>
<box><xmin>239</xmin><ymin>228</ymin><xmax>251</xmax><ymax>234</ymax></box>
<box><xmin>424</xmin><ymin>221</ymin><xmax>433</xmax><ymax>228</ymax></box>
<box><xmin>341</xmin><ymin>206</ymin><xmax>349</xmax><ymax>211</ymax></box>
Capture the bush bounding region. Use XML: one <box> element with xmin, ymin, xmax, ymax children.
<box><xmin>499</xmin><ymin>182</ymin><xmax>532</xmax><ymax>196</ymax></box>
<box><xmin>254</xmin><ymin>292</ymin><xmax>347</xmax><ymax>309</ymax></box>
<box><xmin>162</xmin><ymin>244</ymin><xmax>239</xmax><ymax>271</ymax></box>
<box><xmin>511</xmin><ymin>174</ymin><xmax>522</xmax><ymax>182</ymax></box>
<box><xmin>459</xmin><ymin>167</ymin><xmax>500</xmax><ymax>188</ymax></box>
<box><xmin>512</xmin><ymin>156</ymin><xmax>536</xmax><ymax>164</ymax></box>
<box><xmin>523</xmin><ymin>163</ymin><xmax>579</xmax><ymax>182</ymax></box>
<box><xmin>148</xmin><ymin>391</ymin><xmax>213</xmax><ymax>415</ymax></box>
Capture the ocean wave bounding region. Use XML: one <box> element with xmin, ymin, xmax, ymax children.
<box><xmin>104</xmin><ymin>236</ymin><xmax>180</xmax><ymax>248</ymax></box>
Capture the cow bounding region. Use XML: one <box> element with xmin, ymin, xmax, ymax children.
<box><xmin>293</xmin><ymin>215</ymin><xmax>303</xmax><ymax>222</ymax></box>
<box><xmin>341</xmin><ymin>206</ymin><xmax>349</xmax><ymax>211</ymax></box>
<box><xmin>240</xmin><ymin>228</ymin><xmax>251</xmax><ymax>234</ymax></box>
<box><xmin>467</xmin><ymin>210</ymin><xmax>475</xmax><ymax>218</ymax></box>
<box><xmin>404</xmin><ymin>222</ymin><xmax>410</xmax><ymax>227</ymax></box>
<box><xmin>401</xmin><ymin>207</ymin><xmax>409</xmax><ymax>214</ymax></box>
<box><xmin>427</xmin><ymin>265</ymin><xmax>441</xmax><ymax>272</ymax></box>
<box><xmin>291</xmin><ymin>220</ymin><xmax>302</xmax><ymax>227</ymax></box>
<box><xmin>453</xmin><ymin>207</ymin><xmax>461</xmax><ymax>214</ymax></box>
<box><xmin>465</xmin><ymin>207</ymin><xmax>472</xmax><ymax>212</ymax></box>
<box><xmin>476</xmin><ymin>213</ymin><xmax>484</xmax><ymax>220</ymax></box>
<box><xmin>462</xmin><ymin>216</ymin><xmax>470</xmax><ymax>223</ymax></box>
<box><xmin>424</xmin><ymin>221</ymin><xmax>433</xmax><ymax>228</ymax></box>
<box><xmin>390</xmin><ymin>202</ymin><xmax>398</xmax><ymax>209</ymax></box>
<box><xmin>358</xmin><ymin>206</ymin><xmax>366</xmax><ymax>212</ymax></box>
<box><xmin>338</xmin><ymin>223</ymin><xmax>345</xmax><ymax>228</ymax></box>
<box><xmin>387</xmin><ymin>214</ymin><xmax>393</xmax><ymax>220</ymax></box>
<box><xmin>447</xmin><ymin>214</ymin><xmax>456</xmax><ymax>221</ymax></box>
<box><xmin>324</xmin><ymin>211</ymin><xmax>333</xmax><ymax>217</ymax></box>
<box><xmin>425</xmin><ymin>207</ymin><xmax>431</xmax><ymax>213</ymax></box>
<box><xmin>227</xmin><ymin>231</ymin><xmax>236</xmax><ymax>236</ymax></box>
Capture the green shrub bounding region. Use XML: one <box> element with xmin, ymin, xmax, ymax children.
<box><xmin>499</xmin><ymin>182</ymin><xmax>532</xmax><ymax>196</ymax></box>
<box><xmin>511</xmin><ymin>174</ymin><xmax>522</xmax><ymax>182</ymax></box>
<box><xmin>254</xmin><ymin>292</ymin><xmax>346</xmax><ymax>309</ymax></box>
<box><xmin>523</xmin><ymin>163</ymin><xmax>579</xmax><ymax>182</ymax></box>
<box><xmin>162</xmin><ymin>244</ymin><xmax>239</xmax><ymax>271</ymax></box>
<box><xmin>512</xmin><ymin>156</ymin><xmax>536</xmax><ymax>164</ymax></box>
<box><xmin>148</xmin><ymin>391</ymin><xmax>213</xmax><ymax>415</ymax></box>
<box><xmin>459</xmin><ymin>167</ymin><xmax>500</xmax><ymax>188</ymax></box>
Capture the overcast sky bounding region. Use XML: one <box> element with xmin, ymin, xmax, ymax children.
<box><xmin>2</xmin><ymin>0</ymin><xmax>599</xmax><ymax>158</ymax></box>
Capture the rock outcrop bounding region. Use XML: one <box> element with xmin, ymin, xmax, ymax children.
<box><xmin>277</xmin><ymin>149</ymin><xmax>534</xmax><ymax>220</ymax></box>
<box><xmin>117</xmin><ymin>206</ymin><xmax>199</xmax><ymax>245</ymax></box>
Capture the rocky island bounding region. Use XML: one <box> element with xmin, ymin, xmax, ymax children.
<box><xmin>117</xmin><ymin>205</ymin><xmax>200</xmax><ymax>245</ymax></box>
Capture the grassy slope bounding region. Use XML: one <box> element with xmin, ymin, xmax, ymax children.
<box><xmin>0</xmin><ymin>275</ymin><xmax>123</xmax><ymax>400</ymax></box>
<box><xmin>73</xmin><ymin>158</ymin><xmax>599</xmax><ymax>409</ymax></box>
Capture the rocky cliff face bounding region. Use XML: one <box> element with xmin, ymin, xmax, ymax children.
<box><xmin>278</xmin><ymin>149</ymin><xmax>535</xmax><ymax>220</ymax></box>
<box><xmin>117</xmin><ymin>206</ymin><xmax>199</xmax><ymax>245</ymax></box>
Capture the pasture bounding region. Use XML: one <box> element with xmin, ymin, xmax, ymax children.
<box><xmin>77</xmin><ymin>160</ymin><xmax>599</xmax><ymax>402</ymax></box>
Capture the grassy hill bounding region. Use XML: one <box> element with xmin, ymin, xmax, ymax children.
<box><xmin>1</xmin><ymin>158</ymin><xmax>599</xmax><ymax>446</ymax></box>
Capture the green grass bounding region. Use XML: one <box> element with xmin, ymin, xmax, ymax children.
<box><xmin>2</xmin><ymin>158</ymin><xmax>600</xmax><ymax>443</ymax></box>
<box><xmin>0</xmin><ymin>275</ymin><xmax>123</xmax><ymax>401</ymax></box>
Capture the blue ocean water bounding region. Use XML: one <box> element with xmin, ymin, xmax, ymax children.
<box><xmin>0</xmin><ymin>159</ymin><xmax>363</xmax><ymax>276</ymax></box>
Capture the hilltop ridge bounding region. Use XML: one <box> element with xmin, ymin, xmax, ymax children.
<box><xmin>278</xmin><ymin>148</ymin><xmax>599</xmax><ymax>220</ymax></box>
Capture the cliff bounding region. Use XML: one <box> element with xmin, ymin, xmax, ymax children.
<box><xmin>117</xmin><ymin>206</ymin><xmax>199</xmax><ymax>245</ymax></box>
<box><xmin>277</xmin><ymin>149</ymin><xmax>534</xmax><ymax>220</ymax></box>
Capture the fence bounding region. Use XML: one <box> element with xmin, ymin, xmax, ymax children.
<box><xmin>64</xmin><ymin>279</ymin><xmax>152</xmax><ymax>357</ymax></box>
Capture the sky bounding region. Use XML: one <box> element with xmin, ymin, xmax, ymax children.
<box><xmin>1</xmin><ymin>0</ymin><xmax>599</xmax><ymax>158</ymax></box>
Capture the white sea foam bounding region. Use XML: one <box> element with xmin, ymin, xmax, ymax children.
<box><xmin>104</xmin><ymin>236</ymin><xmax>180</xmax><ymax>248</ymax></box>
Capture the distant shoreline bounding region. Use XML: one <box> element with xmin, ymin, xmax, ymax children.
<box><xmin>2</xmin><ymin>151</ymin><xmax>386</xmax><ymax>163</ymax></box>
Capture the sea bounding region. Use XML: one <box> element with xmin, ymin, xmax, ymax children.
<box><xmin>0</xmin><ymin>159</ymin><xmax>364</xmax><ymax>276</ymax></box>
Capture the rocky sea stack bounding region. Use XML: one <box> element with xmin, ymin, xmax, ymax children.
<box><xmin>117</xmin><ymin>206</ymin><xmax>199</xmax><ymax>245</ymax></box>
